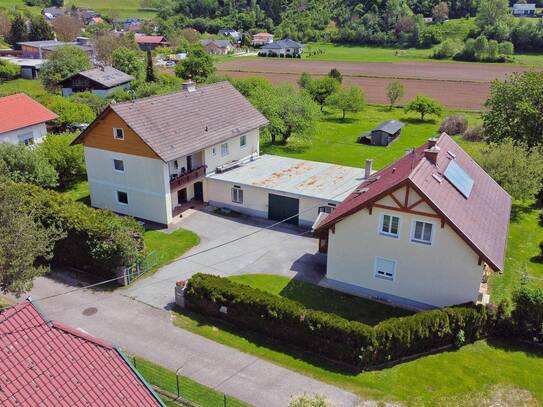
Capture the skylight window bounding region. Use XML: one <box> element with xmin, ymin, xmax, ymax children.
<box><xmin>444</xmin><ymin>160</ymin><xmax>474</xmax><ymax>198</ymax></box>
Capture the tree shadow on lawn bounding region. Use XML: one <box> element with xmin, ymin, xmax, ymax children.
<box><xmin>322</xmin><ymin>116</ymin><xmax>359</xmax><ymax>125</ymax></box>
<box><xmin>174</xmin><ymin>307</ymin><xmax>361</xmax><ymax>376</ymax></box>
<box><xmin>511</xmin><ymin>202</ymin><xmax>540</xmax><ymax>223</ymax></box>
<box><xmin>486</xmin><ymin>337</ymin><xmax>543</xmax><ymax>359</ymax></box>
<box><xmin>401</xmin><ymin>117</ymin><xmax>438</xmax><ymax>126</ymax></box>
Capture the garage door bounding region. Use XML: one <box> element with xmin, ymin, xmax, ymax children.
<box><xmin>268</xmin><ymin>194</ymin><xmax>299</xmax><ymax>225</ymax></box>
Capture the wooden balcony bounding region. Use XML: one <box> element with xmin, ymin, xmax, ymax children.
<box><xmin>169</xmin><ymin>165</ymin><xmax>206</xmax><ymax>192</ymax></box>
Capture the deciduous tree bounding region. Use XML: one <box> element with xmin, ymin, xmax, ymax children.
<box><xmin>432</xmin><ymin>2</ymin><xmax>449</xmax><ymax>23</ymax></box>
<box><xmin>52</xmin><ymin>15</ymin><xmax>83</xmax><ymax>41</ymax></box>
<box><xmin>479</xmin><ymin>140</ymin><xmax>543</xmax><ymax>201</ymax></box>
<box><xmin>7</xmin><ymin>13</ymin><xmax>28</xmax><ymax>48</ymax></box>
<box><xmin>386</xmin><ymin>80</ymin><xmax>404</xmax><ymax>109</ymax></box>
<box><xmin>404</xmin><ymin>95</ymin><xmax>443</xmax><ymax>121</ymax></box>
<box><xmin>40</xmin><ymin>45</ymin><xmax>91</xmax><ymax>91</ymax></box>
<box><xmin>306</xmin><ymin>76</ymin><xmax>340</xmax><ymax>111</ymax></box>
<box><xmin>476</xmin><ymin>0</ymin><xmax>510</xmax><ymax>29</ymax></box>
<box><xmin>145</xmin><ymin>50</ymin><xmax>155</xmax><ymax>82</ymax></box>
<box><xmin>175</xmin><ymin>45</ymin><xmax>215</xmax><ymax>82</ymax></box>
<box><xmin>37</xmin><ymin>133</ymin><xmax>86</xmax><ymax>187</ymax></box>
<box><xmin>0</xmin><ymin>144</ymin><xmax>58</xmax><ymax>188</ymax></box>
<box><xmin>112</xmin><ymin>46</ymin><xmax>143</xmax><ymax>79</ymax></box>
<box><xmin>483</xmin><ymin>71</ymin><xmax>543</xmax><ymax>148</ymax></box>
<box><xmin>28</xmin><ymin>15</ymin><xmax>54</xmax><ymax>42</ymax></box>
<box><xmin>0</xmin><ymin>178</ymin><xmax>62</xmax><ymax>296</ymax></box>
<box><xmin>325</xmin><ymin>86</ymin><xmax>366</xmax><ymax>120</ymax></box>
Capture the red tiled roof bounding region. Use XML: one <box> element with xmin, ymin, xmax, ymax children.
<box><xmin>0</xmin><ymin>301</ymin><xmax>164</xmax><ymax>407</ymax></box>
<box><xmin>317</xmin><ymin>133</ymin><xmax>511</xmax><ymax>271</ymax></box>
<box><xmin>0</xmin><ymin>93</ymin><xmax>58</xmax><ymax>134</ymax></box>
<box><xmin>135</xmin><ymin>35</ymin><xmax>168</xmax><ymax>44</ymax></box>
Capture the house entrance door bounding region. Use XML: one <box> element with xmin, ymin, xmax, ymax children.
<box><xmin>178</xmin><ymin>188</ymin><xmax>187</xmax><ymax>204</ymax></box>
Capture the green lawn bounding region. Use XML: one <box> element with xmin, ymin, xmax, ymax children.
<box><xmin>60</xmin><ymin>179</ymin><xmax>90</xmax><ymax>203</ymax></box>
<box><xmin>229</xmin><ymin>274</ymin><xmax>411</xmax><ymax>325</ymax></box>
<box><xmin>263</xmin><ymin>105</ymin><xmax>481</xmax><ymax>170</ymax></box>
<box><xmin>131</xmin><ymin>355</ymin><xmax>248</xmax><ymax>407</ymax></box>
<box><xmin>0</xmin><ymin>79</ymin><xmax>47</xmax><ymax>99</ymax></box>
<box><xmin>144</xmin><ymin>229</ymin><xmax>200</xmax><ymax>272</ymax></box>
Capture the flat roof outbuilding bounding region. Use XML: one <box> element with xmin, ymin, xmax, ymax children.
<box><xmin>207</xmin><ymin>154</ymin><xmax>365</xmax><ymax>202</ymax></box>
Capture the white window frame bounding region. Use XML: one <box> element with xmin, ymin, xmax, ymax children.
<box><xmin>231</xmin><ymin>187</ymin><xmax>243</xmax><ymax>204</ymax></box>
<box><xmin>113</xmin><ymin>127</ymin><xmax>125</xmax><ymax>140</ymax></box>
<box><xmin>116</xmin><ymin>190</ymin><xmax>128</xmax><ymax>205</ymax></box>
<box><xmin>378</xmin><ymin>213</ymin><xmax>400</xmax><ymax>239</ymax></box>
<box><xmin>410</xmin><ymin>220</ymin><xmax>435</xmax><ymax>245</ymax></box>
<box><xmin>374</xmin><ymin>257</ymin><xmax>396</xmax><ymax>281</ymax></box>
<box><xmin>221</xmin><ymin>142</ymin><xmax>229</xmax><ymax>157</ymax></box>
<box><xmin>211</xmin><ymin>146</ymin><xmax>217</xmax><ymax>157</ymax></box>
<box><xmin>240</xmin><ymin>135</ymin><xmax>247</xmax><ymax>148</ymax></box>
<box><xmin>113</xmin><ymin>158</ymin><xmax>125</xmax><ymax>173</ymax></box>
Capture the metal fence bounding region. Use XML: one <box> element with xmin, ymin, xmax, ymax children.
<box><xmin>132</xmin><ymin>356</ymin><xmax>248</xmax><ymax>407</ymax></box>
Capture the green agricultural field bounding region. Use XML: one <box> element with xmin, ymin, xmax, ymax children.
<box><xmin>0</xmin><ymin>79</ymin><xmax>47</xmax><ymax>99</ymax></box>
<box><xmin>0</xmin><ymin>0</ymin><xmax>156</xmax><ymax>18</ymax></box>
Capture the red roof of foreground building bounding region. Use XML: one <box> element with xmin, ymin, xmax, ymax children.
<box><xmin>0</xmin><ymin>93</ymin><xmax>58</xmax><ymax>135</ymax></box>
<box><xmin>0</xmin><ymin>301</ymin><xmax>164</xmax><ymax>406</ymax></box>
<box><xmin>135</xmin><ymin>35</ymin><xmax>168</xmax><ymax>44</ymax></box>
<box><xmin>317</xmin><ymin>133</ymin><xmax>511</xmax><ymax>271</ymax></box>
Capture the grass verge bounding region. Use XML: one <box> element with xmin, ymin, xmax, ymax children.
<box><xmin>132</xmin><ymin>355</ymin><xmax>249</xmax><ymax>407</ymax></box>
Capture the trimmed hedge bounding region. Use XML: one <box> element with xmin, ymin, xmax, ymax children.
<box><xmin>184</xmin><ymin>273</ymin><xmax>493</xmax><ymax>368</ymax></box>
<box><xmin>22</xmin><ymin>183</ymin><xmax>145</xmax><ymax>278</ymax></box>
<box><xmin>512</xmin><ymin>286</ymin><xmax>543</xmax><ymax>342</ymax></box>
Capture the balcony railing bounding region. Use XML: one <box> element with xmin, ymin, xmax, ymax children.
<box><xmin>169</xmin><ymin>165</ymin><xmax>206</xmax><ymax>192</ymax></box>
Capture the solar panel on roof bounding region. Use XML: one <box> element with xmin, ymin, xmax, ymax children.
<box><xmin>444</xmin><ymin>160</ymin><xmax>474</xmax><ymax>198</ymax></box>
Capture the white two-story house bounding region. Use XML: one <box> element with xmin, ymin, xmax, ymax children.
<box><xmin>314</xmin><ymin>134</ymin><xmax>511</xmax><ymax>309</ymax></box>
<box><xmin>72</xmin><ymin>81</ymin><xmax>268</xmax><ymax>225</ymax></box>
<box><xmin>73</xmin><ymin>81</ymin><xmax>366</xmax><ymax>227</ymax></box>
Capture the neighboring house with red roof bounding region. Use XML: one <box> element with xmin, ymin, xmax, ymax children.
<box><xmin>135</xmin><ymin>34</ymin><xmax>170</xmax><ymax>51</ymax></box>
<box><xmin>0</xmin><ymin>301</ymin><xmax>164</xmax><ymax>406</ymax></box>
<box><xmin>251</xmin><ymin>32</ymin><xmax>274</xmax><ymax>46</ymax></box>
<box><xmin>315</xmin><ymin>133</ymin><xmax>511</xmax><ymax>310</ymax></box>
<box><xmin>0</xmin><ymin>93</ymin><xmax>58</xmax><ymax>145</ymax></box>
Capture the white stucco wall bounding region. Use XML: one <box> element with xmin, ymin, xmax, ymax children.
<box><xmin>204</xmin><ymin>129</ymin><xmax>259</xmax><ymax>174</ymax></box>
<box><xmin>0</xmin><ymin>123</ymin><xmax>47</xmax><ymax>145</ymax></box>
<box><xmin>206</xmin><ymin>178</ymin><xmax>337</xmax><ymax>227</ymax></box>
<box><xmin>326</xmin><ymin>195</ymin><xmax>484</xmax><ymax>308</ymax></box>
<box><xmin>84</xmin><ymin>146</ymin><xmax>172</xmax><ymax>225</ymax></box>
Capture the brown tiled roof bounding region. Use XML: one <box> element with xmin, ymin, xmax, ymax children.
<box><xmin>76</xmin><ymin>81</ymin><xmax>268</xmax><ymax>162</ymax></box>
<box><xmin>317</xmin><ymin>133</ymin><xmax>511</xmax><ymax>271</ymax></box>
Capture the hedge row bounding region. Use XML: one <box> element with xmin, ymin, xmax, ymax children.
<box><xmin>22</xmin><ymin>183</ymin><xmax>145</xmax><ymax>278</ymax></box>
<box><xmin>512</xmin><ymin>286</ymin><xmax>543</xmax><ymax>342</ymax></box>
<box><xmin>184</xmin><ymin>273</ymin><xmax>493</xmax><ymax>368</ymax></box>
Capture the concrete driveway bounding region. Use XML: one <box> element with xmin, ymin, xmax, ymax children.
<box><xmin>123</xmin><ymin>208</ymin><xmax>326</xmax><ymax>309</ymax></box>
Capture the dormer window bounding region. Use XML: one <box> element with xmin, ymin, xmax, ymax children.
<box><xmin>113</xmin><ymin>128</ymin><xmax>124</xmax><ymax>140</ymax></box>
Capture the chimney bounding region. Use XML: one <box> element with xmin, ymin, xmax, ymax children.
<box><xmin>183</xmin><ymin>80</ymin><xmax>196</xmax><ymax>92</ymax></box>
<box><xmin>428</xmin><ymin>137</ymin><xmax>438</xmax><ymax>148</ymax></box>
<box><xmin>424</xmin><ymin>146</ymin><xmax>440</xmax><ymax>165</ymax></box>
<box><xmin>365</xmin><ymin>159</ymin><xmax>373</xmax><ymax>179</ymax></box>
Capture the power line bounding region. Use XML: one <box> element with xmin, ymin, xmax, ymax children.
<box><xmin>31</xmin><ymin>183</ymin><xmax>359</xmax><ymax>304</ymax></box>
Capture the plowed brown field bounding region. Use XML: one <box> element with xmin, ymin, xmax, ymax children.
<box><xmin>218</xmin><ymin>59</ymin><xmax>541</xmax><ymax>110</ymax></box>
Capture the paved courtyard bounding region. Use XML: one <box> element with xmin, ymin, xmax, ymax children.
<box><xmin>123</xmin><ymin>208</ymin><xmax>326</xmax><ymax>309</ymax></box>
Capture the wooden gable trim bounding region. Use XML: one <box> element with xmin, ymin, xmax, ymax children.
<box><xmin>407</xmin><ymin>198</ymin><xmax>425</xmax><ymax>210</ymax></box>
<box><xmin>72</xmin><ymin>108</ymin><xmax>161</xmax><ymax>160</ymax></box>
<box><xmin>372</xmin><ymin>203</ymin><xmax>442</xmax><ymax>219</ymax></box>
<box><xmin>404</xmin><ymin>185</ymin><xmax>410</xmax><ymax>208</ymax></box>
<box><xmin>389</xmin><ymin>192</ymin><xmax>404</xmax><ymax>209</ymax></box>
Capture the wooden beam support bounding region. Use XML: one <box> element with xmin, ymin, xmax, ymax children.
<box><xmin>389</xmin><ymin>193</ymin><xmax>404</xmax><ymax>209</ymax></box>
<box><xmin>407</xmin><ymin>198</ymin><xmax>425</xmax><ymax>210</ymax></box>
<box><xmin>404</xmin><ymin>185</ymin><xmax>410</xmax><ymax>208</ymax></box>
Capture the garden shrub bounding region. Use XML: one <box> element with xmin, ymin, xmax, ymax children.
<box><xmin>185</xmin><ymin>273</ymin><xmax>493</xmax><ymax>368</ymax></box>
<box><xmin>512</xmin><ymin>286</ymin><xmax>543</xmax><ymax>342</ymax></box>
<box><xmin>463</xmin><ymin>125</ymin><xmax>486</xmax><ymax>141</ymax></box>
<box><xmin>19</xmin><ymin>183</ymin><xmax>145</xmax><ymax>278</ymax></box>
<box><xmin>439</xmin><ymin>115</ymin><xmax>468</xmax><ymax>135</ymax></box>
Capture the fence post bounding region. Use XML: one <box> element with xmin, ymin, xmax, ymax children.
<box><xmin>223</xmin><ymin>394</ymin><xmax>227</xmax><ymax>407</ymax></box>
<box><xmin>133</xmin><ymin>356</ymin><xmax>137</xmax><ymax>369</ymax></box>
<box><xmin>176</xmin><ymin>374</ymin><xmax>180</xmax><ymax>398</ymax></box>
